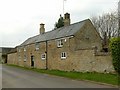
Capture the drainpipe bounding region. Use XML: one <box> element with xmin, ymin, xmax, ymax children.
<box><xmin>45</xmin><ymin>41</ymin><xmax>48</xmax><ymax>70</ymax></box>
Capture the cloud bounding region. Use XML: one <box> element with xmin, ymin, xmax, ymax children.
<box><xmin>0</xmin><ymin>0</ymin><xmax>118</xmax><ymax>47</ymax></box>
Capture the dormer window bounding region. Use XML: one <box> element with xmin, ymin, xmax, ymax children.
<box><xmin>57</xmin><ymin>39</ymin><xmax>63</xmax><ymax>47</ymax></box>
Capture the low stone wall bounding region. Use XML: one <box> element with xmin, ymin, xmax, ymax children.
<box><xmin>7</xmin><ymin>53</ymin><xmax>17</xmax><ymax>65</ymax></box>
<box><xmin>48</xmin><ymin>49</ymin><xmax>115</xmax><ymax>73</ymax></box>
<box><xmin>94</xmin><ymin>55</ymin><xmax>115</xmax><ymax>73</ymax></box>
<box><xmin>73</xmin><ymin>50</ymin><xmax>115</xmax><ymax>73</ymax></box>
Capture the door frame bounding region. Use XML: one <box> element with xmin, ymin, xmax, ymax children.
<box><xmin>31</xmin><ymin>55</ymin><xmax>34</xmax><ymax>67</ymax></box>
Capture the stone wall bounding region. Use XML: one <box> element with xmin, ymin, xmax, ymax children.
<box><xmin>74</xmin><ymin>20</ymin><xmax>102</xmax><ymax>51</ymax></box>
<box><xmin>7</xmin><ymin>36</ymin><xmax>115</xmax><ymax>73</ymax></box>
<box><xmin>47</xmin><ymin>46</ymin><xmax>115</xmax><ymax>73</ymax></box>
<box><xmin>7</xmin><ymin>52</ymin><xmax>17</xmax><ymax>65</ymax></box>
<box><xmin>17</xmin><ymin>42</ymin><xmax>46</xmax><ymax>69</ymax></box>
<box><xmin>94</xmin><ymin>54</ymin><xmax>115</xmax><ymax>73</ymax></box>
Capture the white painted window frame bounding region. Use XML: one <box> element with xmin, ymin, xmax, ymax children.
<box><xmin>24</xmin><ymin>47</ymin><xmax>26</xmax><ymax>52</ymax></box>
<box><xmin>24</xmin><ymin>55</ymin><xmax>27</xmax><ymax>62</ymax></box>
<box><xmin>18</xmin><ymin>55</ymin><xmax>21</xmax><ymax>61</ymax></box>
<box><xmin>18</xmin><ymin>48</ymin><xmax>21</xmax><ymax>52</ymax></box>
<box><xmin>35</xmin><ymin>42</ymin><xmax>40</xmax><ymax>51</ymax></box>
<box><xmin>41</xmin><ymin>53</ymin><xmax>46</xmax><ymax>60</ymax></box>
<box><xmin>61</xmin><ymin>52</ymin><xmax>67</xmax><ymax>59</ymax></box>
<box><xmin>57</xmin><ymin>39</ymin><xmax>63</xmax><ymax>47</ymax></box>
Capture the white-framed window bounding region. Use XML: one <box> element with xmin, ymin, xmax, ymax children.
<box><xmin>18</xmin><ymin>48</ymin><xmax>21</xmax><ymax>52</ymax></box>
<box><xmin>24</xmin><ymin>55</ymin><xmax>27</xmax><ymax>62</ymax></box>
<box><xmin>57</xmin><ymin>39</ymin><xmax>63</xmax><ymax>47</ymax></box>
<box><xmin>35</xmin><ymin>42</ymin><xmax>39</xmax><ymax>51</ymax></box>
<box><xmin>24</xmin><ymin>47</ymin><xmax>26</xmax><ymax>52</ymax></box>
<box><xmin>61</xmin><ymin>52</ymin><xmax>67</xmax><ymax>59</ymax></box>
<box><xmin>41</xmin><ymin>53</ymin><xmax>46</xmax><ymax>60</ymax></box>
<box><xmin>19</xmin><ymin>49</ymin><xmax>21</xmax><ymax>52</ymax></box>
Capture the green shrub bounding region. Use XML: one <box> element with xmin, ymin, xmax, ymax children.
<box><xmin>110</xmin><ymin>37</ymin><xmax>120</xmax><ymax>74</ymax></box>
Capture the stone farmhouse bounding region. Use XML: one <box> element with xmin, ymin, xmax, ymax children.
<box><xmin>7</xmin><ymin>13</ymin><xmax>115</xmax><ymax>73</ymax></box>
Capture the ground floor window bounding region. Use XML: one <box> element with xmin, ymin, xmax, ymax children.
<box><xmin>24</xmin><ymin>55</ymin><xmax>27</xmax><ymax>62</ymax></box>
<box><xmin>41</xmin><ymin>53</ymin><xmax>46</xmax><ymax>60</ymax></box>
<box><xmin>61</xmin><ymin>52</ymin><xmax>67</xmax><ymax>59</ymax></box>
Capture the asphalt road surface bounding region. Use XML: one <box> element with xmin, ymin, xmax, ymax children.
<box><xmin>2</xmin><ymin>64</ymin><xmax>117</xmax><ymax>88</ymax></box>
<box><xmin>0</xmin><ymin>64</ymin><xmax>2</xmax><ymax>89</ymax></box>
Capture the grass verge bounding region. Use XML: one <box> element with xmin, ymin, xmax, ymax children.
<box><xmin>6</xmin><ymin>64</ymin><xmax>118</xmax><ymax>86</ymax></box>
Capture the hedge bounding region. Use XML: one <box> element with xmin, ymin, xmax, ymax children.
<box><xmin>110</xmin><ymin>37</ymin><xmax>120</xmax><ymax>74</ymax></box>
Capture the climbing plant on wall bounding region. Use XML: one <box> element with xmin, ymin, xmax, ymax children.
<box><xmin>110</xmin><ymin>37</ymin><xmax>120</xmax><ymax>74</ymax></box>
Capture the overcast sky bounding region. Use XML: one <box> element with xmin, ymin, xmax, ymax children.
<box><xmin>0</xmin><ymin>0</ymin><xmax>118</xmax><ymax>47</ymax></box>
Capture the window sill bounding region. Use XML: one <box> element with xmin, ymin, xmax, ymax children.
<box><xmin>57</xmin><ymin>46</ymin><xmax>63</xmax><ymax>48</ymax></box>
<box><xmin>61</xmin><ymin>57</ymin><xmax>67</xmax><ymax>60</ymax></box>
<box><xmin>41</xmin><ymin>58</ymin><xmax>46</xmax><ymax>60</ymax></box>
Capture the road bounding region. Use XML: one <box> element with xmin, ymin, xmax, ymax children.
<box><xmin>0</xmin><ymin>64</ymin><xmax>2</xmax><ymax>89</ymax></box>
<box><xmin>2</xmin><ymin>64</ymin><xmax>117</xmax><ymax>88</ymax></box>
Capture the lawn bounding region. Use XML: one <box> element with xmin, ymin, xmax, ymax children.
<box><xmin>6</xmin><ymin>64</ymin><xmax>119</xmax><ymax>86</ymax></box>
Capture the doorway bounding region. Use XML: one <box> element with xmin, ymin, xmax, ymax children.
<box><xmin>31</xmin><ymin>56</ymin><xmax>34</xmax><ymax>67</ymax></box>
<box><xmin>2</xmin><ymin>55</ymin><xmax>7</xmax><ymax>63</ymax></box>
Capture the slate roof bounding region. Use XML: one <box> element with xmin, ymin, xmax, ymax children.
<box><xmin>0</xmin><ymin>47</ymin><xmax>15</xmax><ymax>54</ymax></box>
<box><xmin>20</xmin><ymin>19</ymin><xmax>90</xmax><ymax>46</ymax></box>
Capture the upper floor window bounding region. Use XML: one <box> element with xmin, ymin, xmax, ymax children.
<box><xmin>18</xmin><ymin>48</ymin><xmax>21</xmax><ymax>52</ymax></box>
<box><xmin>24</xmin><ymin>47</ymin><xmax>26</xmax><ymax>52</ymax></box>
<box><xmin>61</xmin><ymin>52</ymin><xmax>67</xmax><ymax>59</ymax></box>
<box><xmin>57</xmin><ymin>39</ymin><xmax>63</xmax><ymax>47</ymax></box>
<box><xmin>35</xmin><ymin>42</ymin><xmax>39</xmax><ymax>51</ymax></box>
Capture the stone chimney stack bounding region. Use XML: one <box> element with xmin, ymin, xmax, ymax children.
<box><xmin>39</xmin><ymin>23</ymin><xmax>45</xmax><ymax>34</ymax></box>
<box><xmin>64</xmin><ymin>13</ymin><xmax>71</xmax><ymax>26</ymax></box>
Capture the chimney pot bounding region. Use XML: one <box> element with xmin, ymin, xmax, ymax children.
<box><xmin>40</xmin><ymin>23</ymin><xmax>45</xmax><ymax>34</ymax></box>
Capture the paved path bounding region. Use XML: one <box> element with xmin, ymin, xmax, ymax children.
<box><xmin>2</xmin><ymin>64</ymin><xmax>117</xmax><ymax>88</ymax></box>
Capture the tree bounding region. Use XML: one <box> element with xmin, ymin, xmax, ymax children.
<box><xmin>55</xmin><ymin>14</ymin><xmax>64</xmax><ymax>29</ymax></box>
<box><xmin>91</xmin><ymin>12</ymin><xmax>118</xmax><ymax>40</ymax></box>
<box><xmin>118</xmin><ymin>0</ymin><xmax>120</xmax><ymax>37</ymax></box>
